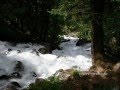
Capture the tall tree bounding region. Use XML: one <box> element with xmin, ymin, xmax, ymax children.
<box><xmin>90</xmin><ymin>0</ymin><xmax>105</xmax><ymax>64</ymax></box>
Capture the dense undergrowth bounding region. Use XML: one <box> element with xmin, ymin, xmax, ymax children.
<box><xmin>26</xmin><ymin>69</ymin><xmax>120</xmax><ymax>90</ymax></box>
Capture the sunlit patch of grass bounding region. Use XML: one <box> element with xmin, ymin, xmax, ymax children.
<box><xmin>71</xmin><ymin>70</ymin><xmax>81</xmax><ymax>79</ymax></box>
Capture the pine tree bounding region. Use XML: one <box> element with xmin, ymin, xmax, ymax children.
<box><xmin>90</xmin><ymin>0</ymin><xmax>105</xmax><ymax>64</ymax></box>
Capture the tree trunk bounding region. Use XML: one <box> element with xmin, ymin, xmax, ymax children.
<box><xmin>90</xmin><ymin>0</ymin><xmax>105</xmax><ymax>64</ymax></box>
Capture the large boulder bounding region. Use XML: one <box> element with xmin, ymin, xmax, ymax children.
<box><xmin>35</xmin><ymin>78</ymin><xmax>45</xmax><ymax>84</ymax></box>
<box><xmin>54</xmin><ymin>69</ymin><xmax>74</xmax><ymax>80</ymax></box>
<box><xmin>76</xmin><ymin>38</ymin><xmax>90</xmax><ymax>46</ymax></box>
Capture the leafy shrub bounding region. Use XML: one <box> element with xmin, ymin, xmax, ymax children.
<box><xmin>27</xmin><ymin>76</ymin><xmax>62</xmax><ymax>90</ymax></box>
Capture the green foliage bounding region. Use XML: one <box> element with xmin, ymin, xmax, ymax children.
<box><xmin>27</xmin><ymin>77</ymin><xmax>63</xmax><ymax>90</ymax></box>
<box><xmin>27</xmin><ymin>74</ymin><xmax>77</xmax><ymax>90</ymax></box>
<box><xmin>0</xmin><ymin>0</ymin><xmax>120</xmax><ymax>59</ymax></box>
<box><xmin>50</xmin><ymin>0</ymin><xmax>91</xmax><ymax>40</ymax></box>
<box><xmin>0</xmin><ymin>0</ymin><xmax>64</xmax><ymax>43</ymax></box>
<box><xmin>48</xmin><ymin>14</ymin><xmax>64</xmax><ymax>43</ymax></box>
<box><xmin>104</xmin><ymin>0</ymin><xmax>120</xmax><ymax>58</ymax></box>
<box><xmin>71</xmin><ymin>70</ymin><xmax>81</xmax><ymax>79</ymax></box>
<box><xmin>77</xmin><ymin>23</ymin><xmax>91</xmax><ymax>40</ymax></box>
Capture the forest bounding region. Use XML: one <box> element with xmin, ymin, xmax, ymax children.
<box><xmin>0</xmin><ymin>0</ymin><xmax>120</xmax><ymax>90</ymax></box>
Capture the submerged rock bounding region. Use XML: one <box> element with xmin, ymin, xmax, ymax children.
<box><xmin>0</xmin><ymin>75</ymin><xmax>9</xmax><ymax>80</ymax></box>
<box><xmin>30</xmin><ymin>71</ymin><xmax>37</xmax><ymax>77</ymax></box>
<box><xmin>10</xmin><ymin>82</ymin><xmax>21</xmax><ymax>88</ymax></box>
<box><xmin>10</xmin><ymin>72</ymin><xmax>22</xmax><ymax>79</ymax></box>
<box><xmin>38</xmin><ymin>48</ymin><xmax>49</xmax><ymax>54</ymax></box>
<box><xmin>4</xmin><ymin>82</ymin><xmax>21</xmax><ymax>90</ymax></box>
<box><xmin>0</xmin><ymin>69</ymin><xmax>7</xmax><ymax>76</ymax></box>
<box><xmin>0</xmin><ymin>69</ymin><xmax>9</xmax><ymax>80</ymax></box>
<box><xmin>17</xmin><ymin>50</ymin><xmax>21</xmax><ymax>53</ymax></box>
<box><xmin>8</xmin><ymin>49</ymin><xmax>12</xmax><ymax>52</ymax></box>
<box><xmin>61</xmin><ymin>39</ymin><xmax>70</xmax><ymax>43</ymax></box>
<box><xmin>31</xmin><ymin>49</ymin><xmax>39</xmax><ymax>56</ymax></box>
<box><xmin>14</xmin><ymin>61</ymin><xmax>24</xmax><ymax>72</ymax></box>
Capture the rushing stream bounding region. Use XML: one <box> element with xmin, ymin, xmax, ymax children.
<box><xmin>0</xmin><ymin>36</ymin><xmax>92</xmax><ymax>89</ymax></box>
